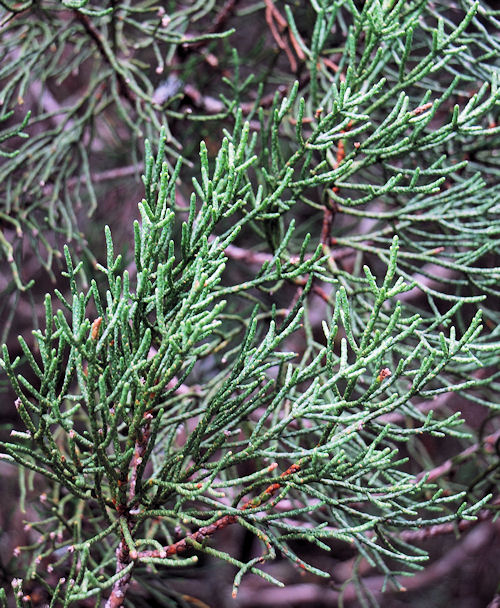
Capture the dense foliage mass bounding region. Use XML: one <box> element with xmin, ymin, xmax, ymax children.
<box><xmin>0</xmin><ymin>1</ymin><xmax>499</xmax><ymax>607</ymax></box>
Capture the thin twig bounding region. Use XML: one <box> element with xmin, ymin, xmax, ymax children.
<box><xmin>128</xmin><ymin>413</ymin><xmax>152</xmax><ymax>502</ymax></box>
<box><xmin>74</xmin><ymin>11</ymin><xmax>136</xmax><ymax>105</ymax></box>
<box><xmin>321</xmin><ymin>122</ymin><xmax>351</xmax><ymax>247</ymax></box>
<box><xmin>181</xmin><ymin>0</ymin><xmax>240</xmax><ymax>51</ymax></box>
<box><xmin>105</xmin><ymin>542</ymin><xmax>132</xmax><ymax>608</ymax></box>
<box><xmin>136</xmin><ymin>462</ymin><xmax>302</xmax><ymax>560</ymax></box>
<box><xmin>42</xmin><ymin>164</ymin><xmax>141</xmax><ymax>196</ymax></box>
<box><xmin>263</xmin><ymin>0</ymin><xmax>302</xmax><ymax>72</ymax></box>
<box><xmin>398</xmin><ymin>497</ymin><xmax>500</xmax><ymax>542</ymax></box>
<box><xmin>416</xmin><ymin>428</ymin><xmax>500</xmax><ymax>484</ymax></box>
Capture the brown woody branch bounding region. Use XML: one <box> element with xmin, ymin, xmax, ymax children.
<box><xmin>105</xmin><ymin>414</ymin><xmax>152</xmax><ymax>608</ymax></box>
<box><xmin>321</xmin><ymin>121</ymin><xmax>351</xmax><ymax>247</ymax></box>
<box><xmin>105</xmin><ymin>423</ymin><xmax>499</xmax><ymax>605</ymax></box>
<box><xmin>136</xmin><ymin>462</ymin><xmax>301</xmax><ymax>560</ymax></box>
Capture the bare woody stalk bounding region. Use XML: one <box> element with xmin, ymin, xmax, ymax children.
<box><xmin>106</xmin><ymin>416</ymin><xmax>152</xmax><ymax>608</ymax></box>
<box><xmin>105</xmin><ymin>427</ymin><xmax>500</xmax><ymax>605</ymax></box>
<box><xmin>105</xmin><ymin>461</ymin><xmax>301</xmax><ymax>606</ymax></box>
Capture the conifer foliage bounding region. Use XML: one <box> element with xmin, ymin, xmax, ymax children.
<box><xmin>0</xmin><ymin>1</ymin><xmax>499</xmax><ymax>606</ymax></box>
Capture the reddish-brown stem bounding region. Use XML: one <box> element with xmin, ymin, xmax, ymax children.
<box><xmin>129</xmin><ymin>413</ymin><xmax>152</xmax><ymax>502</ymax></box>
<box><xmin>105</xmin><ymin>414</ymin><xmax>153</xmax><ymax>607</ymax></box>
<box><xmin>105</xmin><ymin>541</ymin><xmax>132</xmax><ymax>608</ymax></box>
<box><xmin>321</xmin><ymin>121</ymin><xmax>351</xmax><ymax>247</ymax></box>
<box><xmin>320</xmin><ymin>206</ymin><xmax>335</xmax><ymax>247</ymax></box>
<box><xmin>264</xmin><ymin>0</ymin><xmax>299</xmax><ymax>72</ymax></box>
<box><xmin>137</xmin><ymin>462</ymin><xmax>302</xmax><ymax>560</ymax></box>
<box><xmin>107</xmin><ymin>422</ymin><xmax>499</xmax><ymax>605</ymax></box>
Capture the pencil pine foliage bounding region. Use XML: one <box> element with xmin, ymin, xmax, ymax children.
<box><xmin>0</xmin><ymin>1</ymin><xmax>499</xmax><ymax>606</ymax></box>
